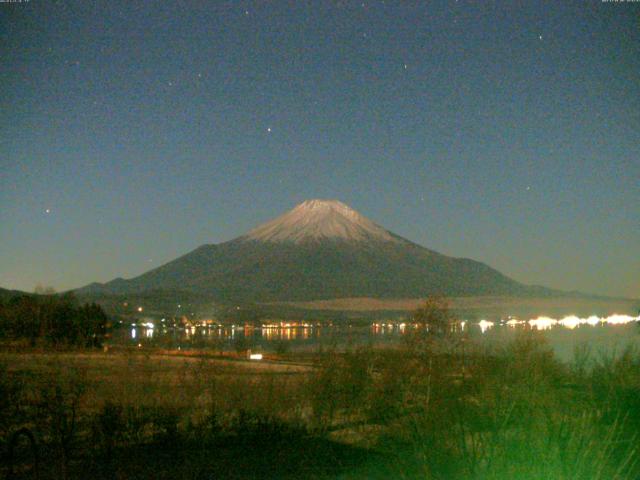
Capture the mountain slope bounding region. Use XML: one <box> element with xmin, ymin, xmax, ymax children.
<box><xmin>0</xmin><ymin>287</ymin><xmax>33</xmax><ymax>300</ymax></box>
<box><xmin>79</xmin><ymin>199</ymin><xmax>542</xmax><ymax>301</ymax></box>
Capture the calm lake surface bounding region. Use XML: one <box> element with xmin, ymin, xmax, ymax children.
<box><xmin>115</xmin><ymin>314</ymin><xmax>640</xmax><ymax>362</ymax></box>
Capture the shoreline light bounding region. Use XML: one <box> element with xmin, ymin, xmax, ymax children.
<box><xmin>529</xmin><ymin>317</ymin><xmax>557</xmax><ymax>330</ymax></box>
<box><xmin>478</xmin><ymin>320</ymin><xmax>494</xmax><ymax>333</ymax></box>
<box><xmin>558</xmin><ymin>315</ymin><xmax>581</xmax><ymax>330</ymax></box>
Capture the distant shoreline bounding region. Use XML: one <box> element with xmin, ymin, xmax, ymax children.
<box><xmin>275</xmin><ymin>295</ymin><xmax>639</xmax><ymax>316</ymax></box>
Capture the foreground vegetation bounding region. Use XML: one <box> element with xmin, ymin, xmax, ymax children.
<box><xmin>1</xmin><ymin>299</ymin><xmax>639</xmax><ymax>479</ymax></box>
<box><xmin>1</xmin><ymin>339</ymin><xmax>639</xmax><ymax>478</ymax></box>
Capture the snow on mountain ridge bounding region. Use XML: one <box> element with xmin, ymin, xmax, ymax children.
<box><xmin>242</xmin><ymin>199</ymin><xmax>400</xmax><ymax>244</ymax></box>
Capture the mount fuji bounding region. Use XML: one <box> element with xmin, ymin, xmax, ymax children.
<box><xmin>79</xmin><ymin>199</ymin><xmax>546</xmax><ymax>302</ymax></box>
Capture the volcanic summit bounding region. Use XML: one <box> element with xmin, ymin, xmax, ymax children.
<box><xmin>244</xmin><ymin>199</ymin><xmax>399</xmax><ymax>244</ymax></box>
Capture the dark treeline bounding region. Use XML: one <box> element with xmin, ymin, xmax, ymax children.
<box><xmin>0</xmin><ymin>293</ymin><xmax>108</xmax><ymax>346</ymax></box>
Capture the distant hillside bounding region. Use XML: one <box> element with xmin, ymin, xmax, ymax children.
<box><xmin>0</xmin><ymin>287</ymin><xmax>32</xmax><ymax>300</ymax></box>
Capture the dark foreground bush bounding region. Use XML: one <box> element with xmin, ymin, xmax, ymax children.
<box><xmin>371</xmin><ymin>333</ymin><xmax>639</xmax><ymax>479</ymax></box>
<box><xmin>1</xmin><ymin>334</ymin><xmax>639</xmax><ymax>479</ymax></box>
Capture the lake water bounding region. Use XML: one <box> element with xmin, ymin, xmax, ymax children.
<box><xmin>115</xmin><ymin>314</ymin><xmax>640</xmax><ymax>362</ymax></box>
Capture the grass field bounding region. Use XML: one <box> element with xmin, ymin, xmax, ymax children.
<box><xmin>1</xmin><ymin>332</ymin><xmax>639</xmax><ymax>479</ymax></box>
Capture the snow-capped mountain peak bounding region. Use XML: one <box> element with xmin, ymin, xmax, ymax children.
<box><xmin>242</xmin><ymin>199</ymin><xmax>399</xmax><ymax>243</ymax></box>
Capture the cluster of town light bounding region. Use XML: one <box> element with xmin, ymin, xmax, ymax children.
<box><xmin>127</xmin><ymin>313</ymin><xmax>639</xmax><ymax>345</ymax></box>
<box><xmin>371</xmin><ymin>314</ymin><xmax>640</xmax><ymax>334</ymax></box>
<box><xmin>523</xmin><ymin>314</ymin><xmax>639</xmax><ymax>331</ymax></box>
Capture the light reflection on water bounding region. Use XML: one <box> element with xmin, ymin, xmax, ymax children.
<box><xmin>118</xmin><ymin>314</ymin><xmax>640</xmax><ymax>360</ymax></box>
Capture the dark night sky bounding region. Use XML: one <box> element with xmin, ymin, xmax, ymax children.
<box><xmin>1</xmin><ymin>1</ymin><xmax>638</xmax><ymax>298</ymax></box>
